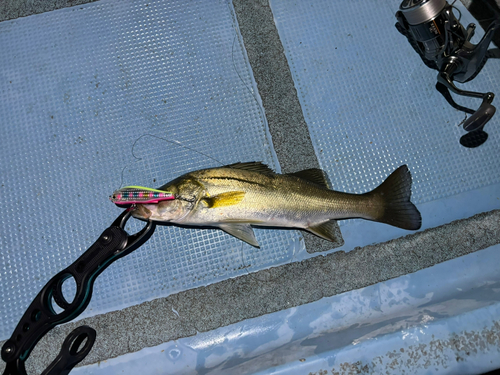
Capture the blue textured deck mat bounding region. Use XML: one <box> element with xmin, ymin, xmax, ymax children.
<box><xmin>0</xmin><ymin>0</ymin><xmax>303</xmax><ymax>339</ymax></box>
<box><xmin>270</xmin><ymin>0</ymin><xmax>500</xmax><ymax>237</ymax></box>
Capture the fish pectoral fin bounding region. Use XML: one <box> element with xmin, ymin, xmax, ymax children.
<box><xmin>286</xmin><ymin>169</ymin><xmax>331</xmax><ymax>188</ymax></box>
<box><xmin>218</xmin><ymin>223</ymin><xmax>260</xmax><ymax>248</ymax></box>
<box><xmin>201</xmin><ymin>191</ymin><xmax>246</xmax><ymax>208</ymax></box>
<box><xmin>307</xmin><ymin>220</ymin><xmax>340</xmax><ymax>242</ymax></box>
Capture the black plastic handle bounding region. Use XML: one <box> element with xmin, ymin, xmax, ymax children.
<box><xmin>41</xmin><ymin>326</ymin><xmax>96</xmax><ymax>375</ymax></box>
<box><xmin>1</xmin><ymin>225</ymin><xmax>128</xmax><ymax>364</ymax></box>
<box><xmin>1</xmin><ymin>211</ymin><xmax>156</xmax><ymax>375</ymax></box>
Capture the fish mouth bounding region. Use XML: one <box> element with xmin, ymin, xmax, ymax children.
<box><xmin>130</xmin><ymin>204</ymin><xmax>152</xmax><ymax>220</ymax></box>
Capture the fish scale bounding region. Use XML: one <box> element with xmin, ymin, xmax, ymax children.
<box><xmin>130</xmin><ymin>162</ymin><xmax>421</xmax><ymax>247</ymax></box>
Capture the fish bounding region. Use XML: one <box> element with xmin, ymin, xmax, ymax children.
<box><xmin>129</xmin><ymin>162</ymin><xmax>421</xmax><ymax>247</ymax></box>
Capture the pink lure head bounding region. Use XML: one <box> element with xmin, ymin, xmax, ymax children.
<box><xmin>110</xmin><ymin>186</ymin><xmax>174</xmax><ymax>206</ymax></box>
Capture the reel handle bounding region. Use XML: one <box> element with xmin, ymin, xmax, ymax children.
<box><xmin>437</xmin><ymin>66</ymin><xmax>495</xmax><ymax>147</ymax></box>
<box><xmin>463</xmin><ymin>95</ymin><xmax>496</xmax><ymax>132</ymax></box>
<box><xmin>459</xmin><ymin>95</ymin><xmax>495</xmax><ymax>148</ymax></box>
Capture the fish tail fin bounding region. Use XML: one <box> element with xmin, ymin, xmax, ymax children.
<box><xmin>366</xmin><ymin>165</ymin><xmax>422</xmax><ymax>230</ymax></box>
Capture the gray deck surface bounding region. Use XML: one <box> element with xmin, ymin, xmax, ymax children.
<box><xmin>1</xmin><ymin>0</ymin><xmax>499</xmax><ymax>373</ymax></box>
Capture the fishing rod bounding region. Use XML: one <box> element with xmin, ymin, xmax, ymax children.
<box><xmin>1</xmin><ymin>210</ymin><xmax>156</xmax><ymax>375</ymax></box>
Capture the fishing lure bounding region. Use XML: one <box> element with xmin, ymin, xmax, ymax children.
<box><xmin>110</xmin><ymin>186</ymin><xmax>174</xmax><ymax>205</ymax></box>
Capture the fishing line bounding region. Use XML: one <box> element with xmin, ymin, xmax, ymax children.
<box><xmin>237</xmin><ymin>240</ymin><xmax>247</xmax><ymax>272</ymax></box>
<box><xmin>130</xmin><ymin>134</ymin><xmax>224</xmax><ymax>165</ymax></box>
<box><xmin>117</xmin><ymin>1</ymin><xmax>266</xmax><ymax>190</ymax></box>
<box><xmin>226</xmin><ymin>0</ymin><xmax>268</xmax><ymax>127</ymax></box>
<box><xmin>118</xmin><ymin>133</ymin><xmax>225</xmax><ymax>189</ymax></box>
<box><xmin>450</xmin><ymin>1</ymin><xmax>462</xmax><ymax>22</ymax></box>
<box><xmin>451</xmin><ymin>0</ymin><xmax>499</xmax><ymax>24</ymax></box>
<box><xmin>457</xmin><ymin>112</ymin><xmax>468</xmax><ymax>128</ymax></box>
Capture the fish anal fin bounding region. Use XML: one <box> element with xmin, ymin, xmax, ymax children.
<box><xmin>225</xmin><ymin>162</ymin><xmax>275</xmax><ymax>175</ymax></box>
<box><xmin>307</xmin><ymin>220</ymin><xmax>339</xmax><ymax>242</ymax></box>
<box><xmin>287</xmin><ymin>169</ymin><xmax>331</xmax><ymax>188</ymax></box>
<box><xmin>202</xmin><ymin>191</ymin><xmax>245</xmax><ymax>208</ymax></box>
<box><xmin>218</xmin><ymin>223</ymin><xmax>260</xmax><ymax>248</ymax></box>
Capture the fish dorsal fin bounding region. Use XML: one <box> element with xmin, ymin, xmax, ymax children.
<box><xmin>307</xmin><ymin>220</ymin><xmax>340</xmax><ymax>242</ymax></box>
<box><xmin>225</xmin><ymin>162</ymin><xmax>275</xmax><ymax>175</ymax></box>
<box><xmin>201</xmin><ymin>191</ymin><xmax>246</xmax><ymax>208</ymax></box>
<box><xmin>287</xmin><ymin>169</ymin><xmax>330</xmax><ymax>188</ymax></box>
<box><xmin>218</xmin><ymin>223</ymin><xmax>260</xmax><ymax>248</ymax></box>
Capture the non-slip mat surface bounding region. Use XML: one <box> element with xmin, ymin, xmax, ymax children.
<box><xmin>0</xmin><ymin>0</ymin><xmax>303</xmax><ymax>339</ymax></box>
<box><xmin>270</xmin><ymin>0</ymin><xmax>500</xmax><ymax>206</ymax></box>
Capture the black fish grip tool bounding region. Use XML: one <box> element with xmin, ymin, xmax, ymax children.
<box><xmin>1</xmin><ymin>211</ymin><xmax>156</xmax><ymax>375</ymax></box>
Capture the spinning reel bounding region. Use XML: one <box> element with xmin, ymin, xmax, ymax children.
<box><xmin>396</xmin><ymin>0</ymin><xmax>499</xmax><ymax>147</ymax></box>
